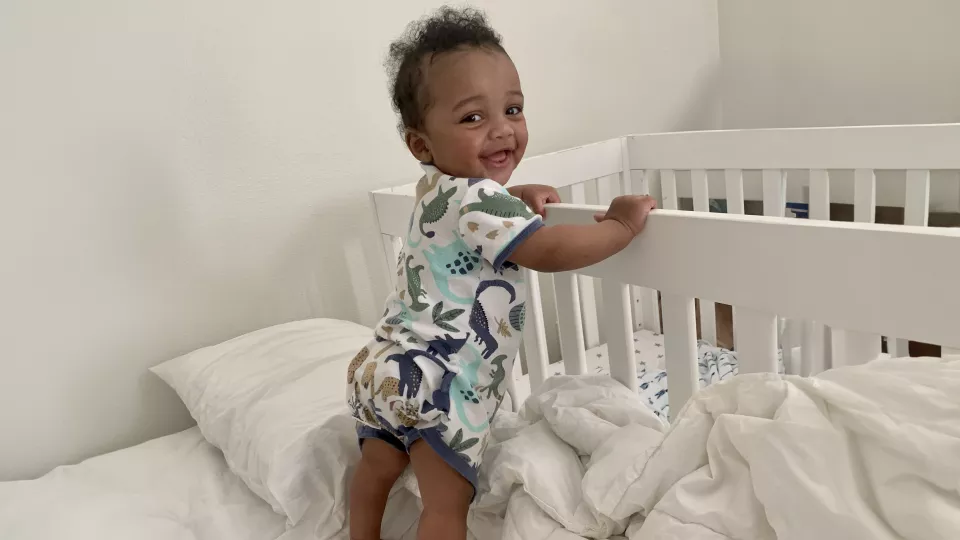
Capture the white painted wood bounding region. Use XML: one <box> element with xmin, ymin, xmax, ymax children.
<box><xmin>837</xmin><ymin>171</ymin><xmax>882</xmax><ymax>366</ymax></box>
<box><xmin>371</xmin><ymin>190</ymin><xmax>415</xmax><ymax>238</ymax></box>
<box><xmin>661</xmin><ymin>294</ymin><xmax>698</xmax><ymax>420</ymax></box>
<box><xmin>553</xmin><ymin>272</ymin><xmax>587</xmax><ymax>374</ymax></box>
<box><xmin>521</xmin><ymin>268</ymin><xmax>550</xmax><ymax>393</ymax></box>
<box><xmin>904</xmin><ymin>170</ymin><xmax>931</xmax><ymax>227</ymax></box>
<box><xmin>661</xmin><ymin>170</ymin><xmax>678</xmax><ymax>210</ymax></box>
<box><xmin>641</xmin><ymin>290</ymin><xmax>662</xmax><ymax>333</ymax></box>
<box><xmin>801</xmin><ymin>320</ymin><xmax>826</xmax><ymax>376</ymax></box>
<box><xmin>854</xmin><ymin>169</ymin><xmax>877</xmax><ymax>224</ymax></box>
<box><xmin>690</xmin><ymin>169</ymin><xmax>717</xmax><ymax>345</ymax></box>
<box><xmin>619</xmin><ymin>137</ymin><xmax>633</xmax><ymax>191</ymax></box>
<box><xmin>889</xmin><ymin>338</ymin><xmax>910</xmax><ymax>359</ymax></box>
<box><xmin>544</xmin><ymin>205</ymin><xmax>960</xmax><ymax>351</ymax></box>
<box><xmin>596</xmin><ymin>175</ymin><xmax>617</xmax><ymax>205</ymax></box>
<box><xmin>510</xmin><ymin>137</ymin><xmax>623</xmax><ymax>189</ymax></box>
<box><xmin>809</xmin><ymin>169</ymin><xmax>831</xmax><ymax>221</ymax></box>
<box><xmin>569</xmin><ymin>182</ymin><xmax>587</xmax><ymax>205</ymax></box>
<box><xmin>691</xmin><ymin>169</ymin><xmax>710</xmax><ymax>213</ymax></box>
<box><xmin>888</xmin><ymin>170</ymin><xmax>930</xmax><ymax>357</ymax></box>
<box><xmin>724</xmin><ymin>169</ymin><xmax>745</xmax><ymax>215</ymax></box>
<box><xmin>380</xmin><ymin>233</ymin><xmax>402</xmax><ymax>283</ymax></box>
<box><xmin>601</xmin><ymin>280</ymin><xmax>638</xmax><ymax>390</ymax></box>
<box><xmin>944</xmin><ymin>348</ymin><xmax>960</xmax><ymax>358</ymax></box>
<box><xmin>634</xmin><ymin>170</ymin><xmax>660</xmax><ymax>332</ymax></box>
<box><xmin>569</xmin><ymin>182</ymin><xmax>600</xmax><ymax>349</ymax></box>
<box><xmin>627</xmin><ymin>124</ymin><xmax>960</xmax><ymax>170</ymax></box>
<box><xmin>805</xmin><ymin>169</ymin><xmax>831</xmax><ymax>371</ymax></box>
<box><xmin>832</xmin><ymin>329</ymin><xmax>882</xmax><ymax>367</ymax></box>
<box><xmin>762</xmin><ymin>169</ymin><xmax>786</xmax><ymax>217</ymax></box>
<box><xmin>736</xmin><ymin>308</ymin><xmax>779</xmax><ymax>374</ymax></box>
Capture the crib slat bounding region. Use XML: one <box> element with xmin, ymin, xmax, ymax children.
<box><xmin>522</xmin><ymin>268</ymin><xmax>550</xmax><ymax>393</ymax></box>
<box><xmin>380</xmin><ymin>234</ymin><xmax>402</xmax><ymax>285</ymax></box>
<box><xmin>834</xmin><ymin>170</ymin><xmax>881</xmax><ymax>366</ymax></box>
<box><xmin>601</xmin><ymin>280</ymin><xmax>638</xmax><ymax>389</ymax></box>
<box><xmin>661</xmin><ymin>293</ymin><xmax>698</xmax><ymax>420</ymax></box>
<box><xmin>691</xmin><ymin>169</ymin><xmax>709</xmax><ymax>212</ymax></box>
<box><xmin>690</xmin><ymin>170</ymin><xmax>717</xmax><ymax>345</ymax></box>
<box><xmin>661</xmin><ymin>169</ymin><xmax>678</xmax><ymax>210</ymax></box>
<box><xmin>904</xmin><ymin>170</ymin><xmax>931</xmax><ymax>227</ymax></box>
<box><xmin>800</xmin><ymin>320</ymin><xmax>825</xmax><ymax>376</ymax></box>
<box><xmin>805</xmin><ymin>169</ymin><xmax>831</xmax><ymax>370</ymax></box>
<box><xmin>638</xmin><ymin>170</ymin><xmax>660</xmax><ymax>333</ymax></box>
<box><xmin>762</xmin><ymin>169</ymin><xmax>786</xmax><ymax>217</ymax></box>
<box><xmin>569</xmin><ymin>183</ymin><xmax>600</xmax><ymax>349</ymax></box>
<box><xmin>597</xmin><ymin>175</ymin><xmax>617</xmax><ymax>205</ymax></box>
<box><xmin>759</xmin><ymin>170</ymin><xmax>786</xmax><ymax>354</ymax></box>
<box><xmin>809</xmin><ymin>169</ymin><xmax>831</xmax><ymax>221</ymax></box>
<box><xmin>627</xmin><ymin>169</ymin><xmax>659</xmax><ymax>333</ymax></box>
<box><xmin>554</xmin><ymin>272</ymin><xmax>587</xmax><ymax>374</ymax></box>
<box><xmin>724</xmin><ymin>169</ymin><xmax>745</xmax><ymax>215</ymax></box>
<box><xmin>619</xmin><ymin>138</ymin><xmax>634</xmax><ymax>198</ymax></box>
<box><xmin>832</xmin><ymin>330</ymin><xmax>882</xmax><ymax>367</ymax></box>
<box><xmin>854</xmin><ymin>169</ymin><xmax>877</xmax><ymax>224</ymax></box>
<box><xmin>736</xmin><ymin>307</ymin><xmax>779</xmax><ymax>374</ymax></box>
<box><xmin>723</xmin><ymin>169</ymin><xmax>745</xmax><ymax>349</ymax></box>
<box><xmin>891</xmin><ymin>170</ymin><xmax>931</xmax><ymax>358</ymax></box>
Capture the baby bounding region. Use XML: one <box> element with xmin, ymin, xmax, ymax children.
<box><xmin>346</xmin><ymin>7</ymin><xmax>656</xmax><ymax>539</ymax></box>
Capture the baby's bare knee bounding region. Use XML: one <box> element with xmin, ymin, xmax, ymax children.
<box><xmin>360</xmin><ymin>438</ymin><xmax>409</xmax><ymax>481</ymax></box>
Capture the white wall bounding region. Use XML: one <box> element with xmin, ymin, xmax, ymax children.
<box><xmin>718</xmin><ymin>0</ymin><xmax>960</xmax><ymax>211</ymax></box>
<box><xmin>0</xmin><ymin>1</ymin><xmax>720</xmax><ymax>479</ymax></box>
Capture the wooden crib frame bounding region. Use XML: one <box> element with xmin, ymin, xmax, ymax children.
<box><xmin>370</xmin><ymin>125</ymin><xmax>960</xmax><ymax>418</ymax></box>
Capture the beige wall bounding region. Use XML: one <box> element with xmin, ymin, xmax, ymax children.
<box><xmin>719</xmin><ymin>0</ymin><xmax>960</xmax><ymax>129</ymax></box>
<box><xmin>0</xmin><ymin>0</ymin><xmax>721</xmax><ymax>479</ymax></box>
<box><xmin>718</xmin><ymin>0</ymin><xmax>960</xmax><ymax>211</ymax></box>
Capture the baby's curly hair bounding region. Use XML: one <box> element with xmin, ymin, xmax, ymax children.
<box><xmin>386</xmin><ymin>6</ymin><xmax>506</xmax><ymax>133</ymax></box>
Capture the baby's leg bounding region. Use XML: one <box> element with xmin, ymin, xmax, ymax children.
<box><xmin>409</xmin><ymin>440</ymin><xmax>473</xmax><ymax>540</ymax></box>
<box><xmin>349</xmin><ymin>438</ymin><xmax>409</xmax><ymax>540</ymax></box>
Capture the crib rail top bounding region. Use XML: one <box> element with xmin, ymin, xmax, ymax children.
<box><xmin>546</xmin><ymin>204</ymin><xmax>960</xmax><ymax>351</ymax></box>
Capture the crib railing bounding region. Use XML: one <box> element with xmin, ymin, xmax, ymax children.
<box><xmin>535</xmin><ymin>206</ymin><xmax>960</xmax><ymax>417</ymax></box>
<box><xmin>369</xmin><ymin>125</ymin><xmax>960</xmax><ymax>417</ymax></box>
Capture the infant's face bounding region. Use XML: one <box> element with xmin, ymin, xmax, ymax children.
<box><xmin>409</xmin><ymin>48</ymin><xmax>527</xmax><ymax>185</ymax></box>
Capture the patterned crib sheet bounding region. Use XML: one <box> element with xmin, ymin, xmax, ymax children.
<box><xmin>547</xmin><ymin>329</ymin><xmax>785</xmax><ymax>419</ymax></box>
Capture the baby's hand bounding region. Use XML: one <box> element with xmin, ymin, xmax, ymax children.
<box><xmin>594</xmin><ymin>195</ymin><xmax>657</xmax><ymax>236</ymax></box>
<box><xmin>509</xmin><ymin>184</ymin><xmax>560</xmax><ymax>217</ymax></box>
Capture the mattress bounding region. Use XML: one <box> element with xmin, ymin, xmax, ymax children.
<box><xmin>0</xmin><ymin>427</ymin><xmax>288</xmax><ymax>540</ymax></box>
<box><xmin>514</xmin><ymin>328</ymin><xmax>786</xmax><ymax>418</ymax></box>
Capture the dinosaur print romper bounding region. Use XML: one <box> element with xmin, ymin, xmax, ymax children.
<box><xmin>346</xmin><ymin>163</ymin><xmax>542</xmax><ymax>495</ymax></box>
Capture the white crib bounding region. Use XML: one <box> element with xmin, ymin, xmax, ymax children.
<box><xmin>369</xmin><ymin>124</ymin><xmax>960</xmax><ymax>419</ymax></box>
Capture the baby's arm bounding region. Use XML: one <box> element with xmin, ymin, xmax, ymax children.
<box><xmin>508</xmin><ymin>195</ymin><xmax>657</xmax><ymax>273</ymax></box>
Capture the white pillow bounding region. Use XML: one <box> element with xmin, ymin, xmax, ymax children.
<box><xmin>151</xmin><ymin>318</ymin><xmax>371</xmax><ymax>525</ymax></box>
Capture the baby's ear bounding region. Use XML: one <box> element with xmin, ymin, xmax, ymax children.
<box><xmin>405</xmin><ymin>129</ymin><xmax>432</xmax><ymax>163</ymax></box>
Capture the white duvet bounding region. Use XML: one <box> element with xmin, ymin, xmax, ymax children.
<box><xmin>462</xmin><ymin>357</ymin><xmax>960</xmax><ymax>540</ymax></box>
<box><xmin>4</xmin><ymin>358</ymin><xmax>959</xmax><ymax>540</ymax></box>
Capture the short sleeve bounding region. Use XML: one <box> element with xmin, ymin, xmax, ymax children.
<box><xmin>457</xmin><ymin>179</ymin><xmax>543</xmax><ymax>270</ymax></box>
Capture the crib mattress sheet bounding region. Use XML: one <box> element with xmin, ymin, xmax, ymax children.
<box><xmin>0</xmin><ymin>427</ymin><xmax>288</xmax><ymax>540</ymax></box>
<box><xmin>514</xmin><ymin>329</ymin><xmax>782</xmax><ymax>418</ymax></box>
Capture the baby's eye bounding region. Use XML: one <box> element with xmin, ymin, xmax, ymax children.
<box><xmin>506</xmin><ymin>106</ymin><xmax>523</xmax><ymax>116</ymax></box>
<box><xmin>461</xmin><ymin>113</ymin><xmax>482</xmax><ymax>123</ymax></box>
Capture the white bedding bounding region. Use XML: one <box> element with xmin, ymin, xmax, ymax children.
<box><xmin>0</xmin><ymin>427</ymin><xmax>287</xmax><ymax>540</ymax></box>
<box><xmin>5</xmin><ymin>355</ymin><xmax>959</xmax><ymax>540</ymax></box>
<box><xmin>471</xmin><ymin>357</ymin><xmax>960</xmax><ymax>539</ymax></box>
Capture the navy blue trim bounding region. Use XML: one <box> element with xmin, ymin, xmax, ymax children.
<box><xmin>420</xmin><ymin>427</ymin><xmax>479</xmax><ymax>501</ymax></box>
<box><xmin>431</xmin><ymin>370</ymin><xmax>457</xmax><ymax>414</ymax></box>
<box><xmin>493</xmin><ymin>218</ymin><xmax>543</xmax><ymax>271</ymax></box>
<box><xmin>357</xmin><ymin>425</ymin><xmax>406</xmax><ymax>454</ymax></box>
